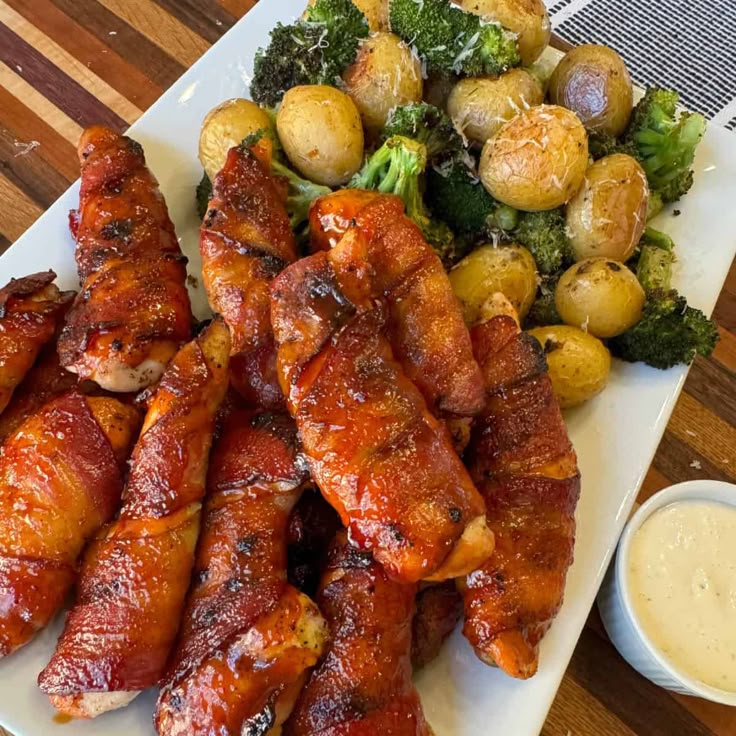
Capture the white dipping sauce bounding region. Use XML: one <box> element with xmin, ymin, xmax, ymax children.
<box><xmin>627</xmin><ymin>500</ymin><xmax>736</xmax><ymax>692</ymax></box>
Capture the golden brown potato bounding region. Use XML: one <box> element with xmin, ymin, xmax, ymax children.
<box><xmin>199</xmin><ymin>98</ymin><xmax>272</xmax><ymax>180</ymax></box>
<box><xmin>548</xmin><ymin>45</ymin><xmax>633</xmax><ymax>137</ymax></box>
<box><xmin>447</xmin><ymin>69</ymin><xmax>544</xmax><ymax>144</ymax></box>
<box><xmin>449</xmin><ymin>244</ymin><xmax>538</xmax><ymax>325</ymax></box>
<box><xmin>479</xmin><ymin>105</ymin><xmax>588</xmax><ymax>211</ymax></box>
<box><xmin>277</xmin><ymin>85</ymin><xmax>364</xmax><ymax>186</ymax></box>
<box><xmin>567</xmin><ymin>154</ymin><xmax>649</xmax><ymax>262</ymax></box>
<box><xmin>343</xmin><ymin>33</ymin><xmax>423</xmax><ymax>135</ymax></box>
<box><xmin>528</xmin><ymin>325</ymin><xmax>611</xmax><ymax>408</ymax></box>
<box><xmin>459</xmin><ymin>0</ymin><xmax>551</xmax><ymax>65</ymax></box>
<box><xmin>303</xmin><ymin>0</ymin><xmax>388</xmax><ymax>31</ymax></box>
<box><xmin>555</xmin><ymin>258</ymin><xmax>645</xmax><ymax>338</ymax></box>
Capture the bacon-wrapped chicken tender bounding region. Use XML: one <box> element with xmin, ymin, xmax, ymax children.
<box><xmin>200</xmin><ymin>140</ymin><xmax>297</xmax><ymax>410</ymax></box>
<box><xmin>0</xmin><ymin>391</ymin><xmax>139</xmax><ymax>656</ymax></box>
<box><xmin>58</xmin><ymin>126</ymin><xmax>192</xmax><ymax>392</ymax></box>
<box><xmin>271</xmin><ymin>235</ymin><xmax>493</xmax><ymax>583</ymax></box>
<box><xmin>39</xmin><ymin>320</ymin><xmax>230</xmax><ymax>717</ymax></box>
<box><xmin>460</xmin><ymin>314</ymin><xmax>581</xmax><ymax>679</ymax></box>
<box><xmin>309</xmin><ymin>191</ymin><xmax>484</xmax><ymax>417</ymax></box>
<box><xmin>0</xmin><ymin>271</ymin><xmax>73</xmax><ymax>414</ymax></box>
<box><xmin>156</xmin><ymin>409</ymin><xmax>327</xmax><ymax>736</ymax></box>
<box><xmin>285</xmin><ymin>532</ymin><xmax>431</xmax><ymax>736</ymax></box>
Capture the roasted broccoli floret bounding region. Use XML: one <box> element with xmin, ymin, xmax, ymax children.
<box><xmin>512</xmin><ymin>209</ymin><xmax>572</xmax><ymax>275</ymax></box>
<box><xmin>588</xmin><ymin>132</ymin><xmax>638</xmax><ymax>161</ymax></box>
<box><xmin>350</xmin><ymin>135</ymin><xmax>458</xmax><ymax>265</ymax></box>
<box><xmin>610</xmin><ymin>289</ymin><xmax>718</xmax><ymax>369</ymax></box>
<box><xmin>525</xmin><ymin>290</ymin><xmax>562</xmax><ymax>328</ymax></box>
<box><xmin>426</xmin><ymin>154</ymin><xmax>518</xmax><ymax>235</ymax></box>
<box><xmin>305</xmin><ymin>0</ymin><xmax>370</xmax><ymax>69</ymax></box>
<box><xmin>635</xmin><ymin>227</ymin><xmax>676</xmax><ymax>292</ymax></box>
<box><xmin>389</xmin><ymin>0</ymin><xmax>520</xmax><ymax>76</ymax></box>
<box><xmin>250</xmin><ymin>0</ymin><xmax>369</xmax><ymax>107</ymax></box>
<box><xmin>624</xmin><ymin>88</ymin><xmax>706</xmax><ymax>203</ymax></box>
<box><xmin>196</xmin><ymin>172</ymin><xmax>213</xmax><ymax>221</ymax></box>
<box><xmin>384</xmin><ymin>103</ymin><xmax>464</xmax><ymax>159</ymax></box>
<box><xmin>588</xmin><ymin>88</ymin><xmax>705</xmax><ymax>204</ymax></box>
<box><xmin>617</xmin><ymin>227</ymin><xmax>717</xmax><ymax>367</ymax></box>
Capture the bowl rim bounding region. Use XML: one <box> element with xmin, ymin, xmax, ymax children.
<box><xmin>615</xmin><ymin>479</ymin><xmax>736</xmax><ymax>706</ymax></box>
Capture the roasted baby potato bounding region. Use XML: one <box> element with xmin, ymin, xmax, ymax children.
<box><xmin>199</xmin><ymin>98</ymin><xmax>273</xmax><ymax>180</ymax></box>
<box><xmin>277</xmin><ymin>85</ymin><xmax>364</xmax><ymax>186</ymax></box>
<box><xmin>567</xmin><ymin>154</ymin><xmax>649</xmax><ymax>262</ymax></box>
<box><xmin>528</xmin><ymin>325</ymin><xmax>611</xmax><ymax>408</ymax></box>
<box><xmin>479</xmin><ymin>105</ymin><xmax>588</xmax><ymax>211</ymax></box>
<box><xmin>343</xmin><ymin>33</ymin><xmax>423</xmax><ymax>135</ymax></box>
<box><xmin>548</xmin><ymin>44</ymin><xmax>633</xmax><ymax>137</ymax></box>
<box><xmin>555</xmin><ymin>257</ymin><xmax>645</xmax><ymax>338</ymax></box>
<box><xmin>304</xmin><ymin>0</ymin><xmax>388</xmax><ymax>31</ymax></box>
<box><xmin>458</xmin><ymin>0</ymin><xmax>551</xmax><ymax>65</ymax></box>
<box><xmin>447</xmin><ymin>69</ymin><xmax>544</xmax><ymax>144</ymax></box>
<box><xmin>449</xmin><ymin>244</ymin><xmax>538</xmax><ymax>325</ymax></box>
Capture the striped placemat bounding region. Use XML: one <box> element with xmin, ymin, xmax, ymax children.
<box><xmin>549</xmin><ymin>0</ymin><xmax>736</xmax><ymax>130</ymax></box>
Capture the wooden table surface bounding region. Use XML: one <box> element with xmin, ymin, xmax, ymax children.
<box><xmin>0</xmin><ymin>1</ymin><xmax>734</xmax><ymax>734</ymax></box>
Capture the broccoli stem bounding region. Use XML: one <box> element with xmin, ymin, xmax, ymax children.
<box><xmin>635</xmin><ymin>227</ymin><xmax>675</xmax><ymax>292</ymax></box>
<box><xmin>350</xmin><ymin>136</ymin><xmax>458</xmax><ymax>266</ymax></box>
<box><xmin>271</xmin><ymin>158</ymin><xmax>332</xmax><ymax>230</ymax></box>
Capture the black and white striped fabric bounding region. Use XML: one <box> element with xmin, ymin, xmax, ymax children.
<box><xmin>548</xmin><ymin>0</ymin><xmax>736</xmax><ymax>130</ymax></box>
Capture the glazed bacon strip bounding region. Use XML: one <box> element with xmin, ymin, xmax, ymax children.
<box><xmin>156</xmin><ymin>408</ymin><xmax>327</xmax><ymax>736</ymax></box>
<box><xmin>459</xmin><ymin>315</ymin><xmax>581</xmax><ymax>679</ymax></box>
<box><xmin>284</xmin><ymin>532</ymin><xmax>431</xmax><ymax>736</ymax></box>
<box><xmin>58</xmin><ymin>126</ymin><xmax>192</xmax><ymax>392</ymax></box>
<box><xmin>0</xmin><ymin>391</ymin><xmax>139</xmax><ymax>657</ymax></box>
<box><xmin>309</xmin><ymin>191</ymin><xmax>484</xmax><ymax>417</ymax></box>
<box><xmin>0</xmin><ymin>341</ymin><xmax>81</xmax><ymax>443</ymax></box>
<box><xmin>200</xmin><ymin>140</ymin><xmax>297</xmax><ymax>409</ymax></box>
<box><xmin>39</xmin><ymin>320</ymin><xmax>230</xmax><ymax>718</ymax></box>
<box><xmin>0</xmin><ymin>271</ymin><xmax>74</xmax><ymax>414</ymax></box>
<box><xmin>270</xmin><ymin>233</ymin><xmax>493</xmax><ymax>584</ymax></box>
<box><xmin>308</xmin><ymin>188</ymin><xmax>381</xmax><ymax>252</ymax></box>
<box><xmin>411</xmin><ymin>582</ymin><xmax>463</xmax><ymax>670</ymax></box>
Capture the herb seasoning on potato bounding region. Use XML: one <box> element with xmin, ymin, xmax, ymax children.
<box><xmin>567</xmin><ymin>154</ymin><xmax>649</xmax><ymax>262</ymax></box>
<box><xmin>448</xmin><ymin>69</ymin><xmax>544</xmax><ymax>144</ymax></box>
<box><xmin>479</xmin><ymin>105</ymin><xmax>589</xmax><ymax>211</ymax></box>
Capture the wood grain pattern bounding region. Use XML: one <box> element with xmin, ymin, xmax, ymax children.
<box><xmin>0</xmin><ymin>3</ymin><xmax>733</xmax><ymax>735</ymax></box>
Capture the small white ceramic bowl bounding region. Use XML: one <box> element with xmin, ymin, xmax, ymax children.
<box><xmin>597</xmin><ymin>479</ymin><xmax>736</xmax><ymax>706</ymax></box>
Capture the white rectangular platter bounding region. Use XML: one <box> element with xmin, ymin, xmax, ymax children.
<box><xmin>1</xmin><ymin>2</ymin><xmax>736</xmax><ymax>734</ymax></box>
